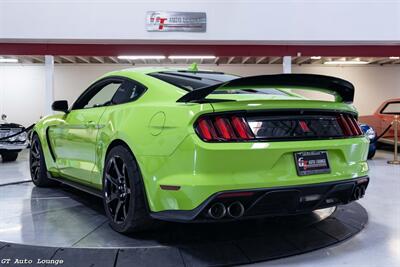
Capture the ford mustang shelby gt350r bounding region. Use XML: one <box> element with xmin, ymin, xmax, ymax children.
<box><xmin>30</xmin><ymin>67</ymin><xmax>369</xmax><ymax>233</ymax></box>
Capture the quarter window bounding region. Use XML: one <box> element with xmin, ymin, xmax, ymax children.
<box><xmin>112</xmin><ymin>82</ymin><xmax>145</xmax><ymax>105</ymax></box>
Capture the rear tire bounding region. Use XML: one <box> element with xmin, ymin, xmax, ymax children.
<box><xmin>30</xmin><ymin>135</ymin><xmax>57</xmax><ymax>187</ymax></box>
<box><xmin>367</xmin><ymin>149</ymin><xmax>376</xmax><ymax>159</ymax></box>
<box><xmin>1</xmin><ymin>151</ymin><xmax>18</xmax><ymax>162</ymax></box>
<box><xmin>103</xmin><ymin>145</ymin><xmax>156</xmax><ymax>233</ymax></box>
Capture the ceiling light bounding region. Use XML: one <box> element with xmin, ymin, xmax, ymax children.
<box><xmin>310</xmin><ymin>56</ymin><xmax>321</xmax><ymax>60</ymax></box>
<box><xmin>389</xmin><ymin>56</ymin><xmax>400</xmax><ymax>60</ymax></box>
<box><xmin>0</xmin><ymin>58</ymin><xmax>18</xmax><ymax>63</ymax></box>
<box><xmin>324</xmin><ymin>60</ymin><xmax>369</xmax><ymax>65</ymax></box>
<box><xmin>168</xmin><ymin>55</ymin><xmax>216</xmax><ymax>59</ymax></box>
<box><xmin>117</xmin><ymin>55</ymin><xmax>166</xmax><ymax>60</ymax></box>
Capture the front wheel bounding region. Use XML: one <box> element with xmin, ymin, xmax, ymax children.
<box><xmin>30</xmin><ymin>135</ymin><xmax>57</xmax><ymax>187</ymax></box>
<box><xmin>103</xmin><ymin>145</ymin><xmax>156</xmax><ymax>233</ymax></box>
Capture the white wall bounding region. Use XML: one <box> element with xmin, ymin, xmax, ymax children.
<box><xmin>0</xmin><ymin>65</ymin><xmax>45</xmax><ymax>126</ymax></box>
<box><xmin>1</xmin><ymin>0</ymin><xmax>399</xmax><ymax>42</ymax></box>
<box><xmin>1</xmin><ymin>63</ymin><xmax>399</xmax><ymax>126</ymax></box>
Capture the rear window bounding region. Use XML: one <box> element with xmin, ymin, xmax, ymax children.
<box><xmin>149</xmin><ymin>71</ymin><xmax>289</xmax><ymax>96</ymax></box>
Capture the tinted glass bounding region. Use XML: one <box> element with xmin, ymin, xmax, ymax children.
<box><xmin>112</xmin><ymin>81</ymin><xmax>146</xmax><ymax>105</ymax></box>
<box><xmin>149</xmin><ymin>71</ymin><xmax>289</xmax><ymax>96</ymax></box>
<box><xmin>149</xmin><ymin>71</ymin><xmax>238</xmax><ymax>91</ymax></box>
<box><xmin>84</xmin><ymin>82</ymin><xmax>121</xmax><ymax>109</ymax></box>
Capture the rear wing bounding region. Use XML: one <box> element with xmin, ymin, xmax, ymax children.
<box><xmin>176</xmin><ymin>74</ymin><xmax>355</xmax><ymax>104</ymax></box>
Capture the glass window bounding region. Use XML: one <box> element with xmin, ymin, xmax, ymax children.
<box><xmin>112</xmin><ymin>81</ymin><xmax>146</xmax><ymax>105</ymax></box>
<box><xmin>149</xmin><ymin>71</ymin><xmax>289</xmax><ymax>96</ymax></box>
<box><xmin>382</xmin><ymin>102</ymin><xmax>400</xmax><ymax>114</ymax></box>
<box><xmin>84</xmin><ymin>82</ymin><xmax>121</xmax><ymax>109</ymax></box>
<box><xmin>149</xmin><ymin>71</ymin><xmax>238</xmax><ymax>91</ymax></box>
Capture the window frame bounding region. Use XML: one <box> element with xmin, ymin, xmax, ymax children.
<box><xmin>71</xmin><ymin>76</ymin><xmax>147</xmax><ymax>111</ymax></box>
<box><xmin>380</xmin><ymin>101</ymin><xmax>400</xmax><ymax>115</ymax></box>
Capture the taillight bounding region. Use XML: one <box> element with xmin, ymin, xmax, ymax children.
<box><xmin>197</xmin><ymin>118</ymin><xmax>217</xmax><ymax>141</ymax></box>
<box><xmin>195</xmin><ymin>115</ymin><xmax>255</xmax><ymax>141</ymax></box>
<box><xmin>337</xmin><ymin>114</ymin><xmax>362</xmax><ymax>136</ymax></box>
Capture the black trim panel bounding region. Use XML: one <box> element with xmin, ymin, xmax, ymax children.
<box><xmin>45</xmin><ymin>127</ymin><xmax>56</xmax><ymax>161</ymax></box>
<box><xmin>47</xmin><ymin>172</ymin><xmax>103</xmax><ymax>198</ymax></box>
<box><xmin>150</xmin><ymin>176</ymin><xmax>369</xmax><ymax>222</ymax></box>
<box><xmin>177</xmin><ymin>74</ymin><xmax>355</xmax><ymax>103</ymax></box>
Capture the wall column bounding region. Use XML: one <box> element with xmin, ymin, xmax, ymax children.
<box><xmin>44</xmin><ymin>55</ymin><xmax>54</xmax><ymax>116</ymax></box>
<box><xmin>282</xmin><ymin>56</ymin><xmax>292</xmax><ymax>73</ymax></box>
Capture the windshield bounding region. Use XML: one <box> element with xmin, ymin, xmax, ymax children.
<box><xmin>149</xmin><ymin>71</ymin><xmax>289</xmax><ymax>96</ymax></box>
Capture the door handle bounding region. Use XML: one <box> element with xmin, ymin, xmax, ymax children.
<box><xmin>86</xmin><ymin>121</ymin><xmax>96</xmax><ymax>128</ymax></box>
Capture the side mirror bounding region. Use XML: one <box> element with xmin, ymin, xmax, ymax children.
<box><xmin>52</xmin><ymin>100</ymin><xmax>69</xmax><ymax>113</ymax></box>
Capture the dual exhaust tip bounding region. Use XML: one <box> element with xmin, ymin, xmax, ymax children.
<box><xmin>208</xmin><ymin>201</ymin><xmax>245</xmax><ymax>219</ymax></box>
<box><xmin>352</xmin><ymin>184</ymin><xmax>367</xmax><ymax>200</ymax></box>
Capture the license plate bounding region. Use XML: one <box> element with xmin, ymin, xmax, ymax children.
<box><xmin>294</xmin><ymin>151</ymin><xmax>330</xmax><ymax>176</ymax></box>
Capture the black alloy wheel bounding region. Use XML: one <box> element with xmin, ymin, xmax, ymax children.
<box><xmin>104</xmin><ymin>155</ymin><xmax>132</xmax><ymax>224</ymax></box>
<box><xmin>30</xmin><ymin>135</ymin><xmax>57</xmax><ymax>187</ymax></box>
<box><xmin>102</xmin><ymin>145</ymin><xmax>156</xmax><ymax>233</ymax></box>
<box><xmin>30</xmin><ymin>139</ymin><xmax>41</xmax><ymax>182</ymax></box>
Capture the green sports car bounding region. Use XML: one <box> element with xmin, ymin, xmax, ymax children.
<box><xmin>30</xmin><ymin>67</ymin><xmax>370</xmax><ymax>233</ymax></box>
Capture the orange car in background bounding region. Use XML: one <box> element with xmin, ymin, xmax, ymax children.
<box><xmin>359</xmin><ymin>98</ymin><xmax>400</xmax><ymax>145</ymax></box>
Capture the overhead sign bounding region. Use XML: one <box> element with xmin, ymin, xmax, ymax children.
<box><xmin>146</xmin><ymin>11</ymin><xmax>206</xmax><ymax>32</ymax></box>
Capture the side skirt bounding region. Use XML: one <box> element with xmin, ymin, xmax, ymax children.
<box><xmin>47</xmin><ymin>172</ymin><xmax>103</xmax><ymax>198</ymax></box>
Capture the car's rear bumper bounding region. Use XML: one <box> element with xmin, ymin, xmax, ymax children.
<box><xmin>139</xmin><ymin>135</ymin><xmax>370</xmax><ymax>212</ymax></box>
<box><xmin>150</xmin><ymin>176</ymin><xmax>369</xmax><ymax>222</ymax></box>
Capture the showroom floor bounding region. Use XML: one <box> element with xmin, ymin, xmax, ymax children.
<box><xmin>0</xmin><ymin>150</ymin><xmax>399</xmax><ymax>267</ymax></box>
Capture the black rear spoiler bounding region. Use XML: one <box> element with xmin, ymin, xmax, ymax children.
<box><xmin>176</xmin><ymin>74</ymin><xmax>355</xmax><ymax>104</ymax></box>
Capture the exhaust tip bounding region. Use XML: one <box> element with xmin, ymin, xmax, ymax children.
<box><xmin>227</xmin><ymin>201</ymin><xmax>245</xmax><ymax>218</ymax></box>
<box><xmin>353</xmin><ymin>185</ymin><xmax>366</xmax><ymax>200</ymax></box>
<box><xmin>208</xmin><ymin>203</ymin><xmax>226</xmax><ymax>219</ymax></box>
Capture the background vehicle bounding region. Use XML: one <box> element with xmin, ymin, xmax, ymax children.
<box><xmin>0</xmin><ymin>114</ymin><xmax>29</xmax><ymax>162</ymax></box>
<box><xmin>30</xmin><ymin>68</ymin><xmax>369</xmax><ymax>233</ymax></box>
<box><xmin>360</xmin><ymin>98</ymin><xmax>400</xmax><ymax>145</ymax></box>
<box><xmin>360</xmin><ymin>124</ymin><xmax>377</xmax><ymax>159</ymax></box>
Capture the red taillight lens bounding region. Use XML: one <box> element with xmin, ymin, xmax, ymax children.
<box><xmin>337</xmin><ymin>114</ymin><xmax>362</xmax><ymax>136</ymax></box>
<box><xmin>195</xmin><ymin>115</ymin><xmax>254</xmax><ymax>141</ymax></box>
<box><xmin>215</xmin><ymin>117</ymin><xmax>236</xmax><ymax>140</ymax></box>
<box><xmin>231</xmin><ymin>116</ymin><xmax>254</xmax><ymax>139</ymax></box>
<box><xmin>348</xmin><ymin>117</ymin><xmax>363</xmax><ymax>135</ymax></box>
<box><xmin>197</xmin><ymin>118</ymin><xmax>217</xmax><ymax>141</ymax></box>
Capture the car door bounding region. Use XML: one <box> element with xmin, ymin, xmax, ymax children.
<box><xmin>379</xmin><ymin>101</ymin><xmax>400</xmax><ymax>140</ymax></box>
<box><xmin>48</xmin><ymin>78</ymin><xmax>123</xmax><ymax>184</ymax></box>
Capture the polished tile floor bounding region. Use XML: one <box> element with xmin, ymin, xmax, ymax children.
<box><xmin>255</xmin><ymin>149</ymin><xmax>400</xmax><ymax>267</ymax></box>
<box><xmin>0</xmin><ymin>150</ymin><xmax>399</xmax><ymax>266</ymax></box>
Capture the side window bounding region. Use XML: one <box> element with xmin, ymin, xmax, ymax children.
<box><xmin>84</xmin><ymin>82</ymin><xmax>122</xmax><ymax>109</ymax></box>
<box><xmin>111</xmin><ymin>81</ymin><xmax>146</xmax><ymax>105</ymax></box>
<box><xmin>381</xmin><ymin>102</ymin><xmax>400</xmax><ymax>114</ymax></box>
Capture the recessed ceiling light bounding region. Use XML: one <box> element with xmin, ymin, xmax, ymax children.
<box><xmin>310</xmin><ymin>56</ymin><xmax>321</xmax><ymax>60</ymax></box>
<box><xmin>389</xmin><ymin>56</ymin><xmax>400</xmax><ymax>60</ymax></box>
<box><xmin>324</xmin><ymin>60</ymin><xmax>369</xmax><ymax>65</ymax></box>
<box><xmin>168</xmin><ymin>55</ymin><xmax>216</xmax><ymax>59</ymax></box>
<box><xmin>0</xmin><ymin>58</ymin><xmax>18</xmax><ymax>63</ymax></box>
<box><xmin>117</xmin><ymin>55</ymin><xmax>166</xmax><ymax>60</ymax></box>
